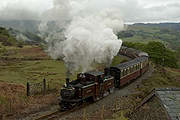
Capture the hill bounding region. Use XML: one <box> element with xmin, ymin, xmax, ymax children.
<box><xmin>118</xmin><ymin>23</ymin><xmax>180</xmax><ymax>50</ymax></box>
<box><xmin>0</xmin><ymin>26</ymin><xmax>45</xmax><ymax>46</ymax></box>
<box><xmin>0</xmin><ymin>20</ymin><xmax>40</xmax><ymax>33</ymax></box>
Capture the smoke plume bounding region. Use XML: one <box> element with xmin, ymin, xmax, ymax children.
<box><xmin>39</xmin><ymin>0</ymin><xmax>124</xmax><ymax>73</ymax></box>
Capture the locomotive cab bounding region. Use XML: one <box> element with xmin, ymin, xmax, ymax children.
<box><xmin>85</xmin><ymin>71</ymin><xmax>104</xmax><ymax>83</ymax></box>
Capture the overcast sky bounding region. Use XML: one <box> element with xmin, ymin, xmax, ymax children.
<box><xmin>0</xmin><ymin>0</ymin><xmax>180</xmax><ymax>23</ymax></box>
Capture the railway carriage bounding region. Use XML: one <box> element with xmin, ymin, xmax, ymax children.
<box><xmin>110</xmin><ymin>56</ymin><xmax>148</xmax><ymax>88</ymax></box>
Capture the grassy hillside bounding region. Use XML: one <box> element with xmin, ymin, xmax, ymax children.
<box><xmin>118</xmin><ymin>23</ymin><xmax>180</xmax><ymax>50</ymax></box>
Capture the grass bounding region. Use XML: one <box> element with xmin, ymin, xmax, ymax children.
<box><xmin>122</xmin><ymin>35</ymin><xmax>166</xmax><ymax>44</ymax></box>
<box><xmin>136</xmin><ymin>65</ymin><xmax>180</xmax><ymax>96</ymax></box>
<box><xmin>110</xmin><ymin>112</ymin><xmax>128</xmax><ymax>120</ymax></box>
<box><xmin>0</xmin><ymin>60</ymin><xmax>77</xmax><ymax>86</ymax></box>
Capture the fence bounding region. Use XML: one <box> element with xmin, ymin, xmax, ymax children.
<box><xmin>27</xmin><ymin>79</ymin><xmax>58</xmax><ymax>96</ymax></box>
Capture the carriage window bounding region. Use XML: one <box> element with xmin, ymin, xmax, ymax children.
<box><xmin>121</xmin><ymin>70</ymin><xmax>123</xmax><ymax>76</ymax></box>
<box><xmin>125</xmin><ymin>69</ymin><xmax>127</xmax><ymax>75</ymax></box>
<box><xmin>133</xmin><ymin>66</ymin><xmax>134</xmax><ymax>71</ymax></box>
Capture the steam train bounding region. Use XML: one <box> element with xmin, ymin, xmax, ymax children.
<box><xmin>59</xmin><ymin>46</ymin><xmax>149</xmax><ymax>110</ymax></box>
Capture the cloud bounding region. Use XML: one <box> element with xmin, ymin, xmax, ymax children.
<box><xmin>0</xmin><ymin>0</ymin><xmax>180</xmax><ymax>22</ymax></box>
<box><xmin>116</xmin><ymin>0</ymin><xmax>180</xmax><ymax>23</ymax></box>
<box><xmin>0</xmin><ymin>8</ymin><xmax>39</xmax><ymax>20</ymax></box>
<box><xmin>0</xmin><ymin>0</ymin><xmax>52</xmax><ymax>20</ymax></box>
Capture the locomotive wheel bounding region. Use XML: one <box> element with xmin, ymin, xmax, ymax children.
<box><xmin>60</xmin><ymin>102</ymin><xmax>76</xmax><ymax>111</ymax></box>
<box><xmin>60</xmin><ymin>102</ymin><xmax>69</xmax><ymax>111</ymax></box>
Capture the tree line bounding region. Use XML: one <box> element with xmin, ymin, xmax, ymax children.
<box><xmin>123</xmin><ymin>41</ymin><xmax>179</xmax><ymax>68</ymax></box>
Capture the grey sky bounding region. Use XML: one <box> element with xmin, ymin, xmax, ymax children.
<box><xmin>0</xmin><ymin>0</ymin><xmax>180</xmax><ymax>23</ymax></box>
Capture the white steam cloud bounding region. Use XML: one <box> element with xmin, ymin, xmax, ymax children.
<box><xmin>39</xmin><ymin>0</ymin><xmax>124</xmax><ymax>73</ymax></box>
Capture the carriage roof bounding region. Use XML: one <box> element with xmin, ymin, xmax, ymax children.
<box><xmin>111</xmin><ymin>57</ymin><xmax>148</xmax><ymax>70</ymax></box>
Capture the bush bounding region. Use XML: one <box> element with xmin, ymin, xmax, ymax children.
<box><xmin>0</xmin><ymin>46</ymin><xmax>8</xmax><ymax>56</ymax></box>
<box><xmin>17</xmin><ymin>40</ymin><xmax>24</xmax><ymax>48</ymax></box>
<box><xmin>2</xmin><ymin>37</ymin><xmax>17</xmax><ymax>46</ymax></box>
<box><xmin>117</xmin><ymin>30</ymin><xmax>135</xmax><ymax>39</ymax></box>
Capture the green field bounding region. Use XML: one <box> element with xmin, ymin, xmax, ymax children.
<box><xmin>0</xmin><ymin>60</ymin><xmax>67</xmax><ymax>85</ymax></box>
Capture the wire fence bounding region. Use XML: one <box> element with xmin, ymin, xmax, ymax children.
<box><xmin>27</xmin><ymin>79</ymin><xmax>58</xmax><ymax>96</ymax></box>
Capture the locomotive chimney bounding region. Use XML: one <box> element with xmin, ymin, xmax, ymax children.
<box><xmin>66</xmin><ymin>78</ymin><xmax>70</xmax><ymax>87</ymax></box>
<box><xmin>104</xmin><ymin>68</ymin><xmax>110</xmax><ymax>76</ymax></box>
<box><xmin>66</xmin><ymin>70</ymin><xmax>70</xmax><ymax>87</ymax></box>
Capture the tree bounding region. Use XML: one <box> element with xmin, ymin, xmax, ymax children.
<box><xmin>145</xmin><ymin>41</ymin><xmax>166</xmax><ymax>65</ymax></box>
<box><xmin>176</xmin><ymin>46</ymin><xmax>180</xmax><ymax>59</ymax></box>
<box><xmin>0</xmin><ymin>46</ymin><xmax>8</xmax><ymax>56</ymax></box>
<box><xmin>145</xmin><ymin>41</ymin><xmax>178</xmax><ymax>68</ymax></box>
<box><xmin>122</xmin><ymin>42</ymin><xmax>146</xmax><ymax>51</ymax></box>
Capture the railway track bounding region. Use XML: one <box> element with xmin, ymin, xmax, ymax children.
<box><xmin>34</xmin><ymin>109</ymin><xmax>59</xmax><ymax>120</ymax></box>
<box><xmin>34</xmin><ymin>103</ymin><xmax>90</xmax><ymax>120</ymax></box>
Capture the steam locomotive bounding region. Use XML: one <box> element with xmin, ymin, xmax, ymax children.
<box><xmin>59</xmin><ymin>46</ymin><xmax>149</xmax><ymax>110</ymax></box>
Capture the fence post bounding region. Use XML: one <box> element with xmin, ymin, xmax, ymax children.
<box><xmin>9</xmin><ymin>99</ymin><xmax>12</xmax><ymax>113</ymax></box>
<box><xmin>101</xmin><ymin>105</ymin><xmax>104</xmax><ymax>120</ymax></box>
<box><xmin>27</xmin><ymin>82</ymin><xmax>30</xmax><ymax>96</ymax></box>
<box><xmin>43</xmin><ymin>78</ymin><xmax>46</xmax><ymax>95</ymax></box>
<box><xmin>0</xmin><ymin>114</ymin><xmax>5</xmax><ymax>120</ymax></box>
<box><xmin>83</xmin><ymin>108</ymin><xmax>86</xmax><ymax>120</ymax></box>
<box><xmin>114</xmin><ymin>97</ymin><xmax>117</xmax><ymax>112</ymax></box>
